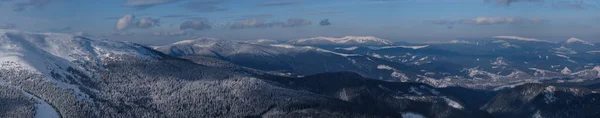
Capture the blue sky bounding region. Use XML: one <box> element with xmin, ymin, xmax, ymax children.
<box><xmin>0</xmin><ymin>0</ymin><xmax>598</xmax><ymax>45</ymax></box>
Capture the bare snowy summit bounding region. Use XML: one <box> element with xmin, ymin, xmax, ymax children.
<box><xmin>288</xmin><ymin>36</ymin><xmax>393</xmax><ymax>45</ymax></box>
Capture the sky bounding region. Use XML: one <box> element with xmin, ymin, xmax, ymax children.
<box><xmin>0</xmin><ymin>0</ymin><xmax>599</xmax><ymax>45</ymax></box>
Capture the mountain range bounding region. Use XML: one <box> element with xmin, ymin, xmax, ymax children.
<box><xmin>1</xmin><ymin>30</ymin><xmax>599</xmax><ymax>118</ymax></box>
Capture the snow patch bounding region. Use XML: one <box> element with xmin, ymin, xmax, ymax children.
<box><xmin>566</xmin><ymin>37</ymin><xmax>594</xmax><ymax>46</ymax></box>
<box><xmin>377</xmin><ymin>65</ymin><xmax>394</xmax><ymax>70</ymax></box>
<box><xmin>335</xmin><ymin>46</ymin><xmax>359</xmax><ymax>51</ymax></box>
<box><xmin>493</xmin><ymin>36</ymin><xmax>553</xmax><ymax>43</ymax></box>
<box><xmin>375</xmin><ymin>45</ymin><xmax>429</xmax><ymax>50</ymax></box>
<box><xmin>289</xmin><ymin>36</ymin><xmax>392</xmax><ymax>45</ymax></box>
<box><xmin>442</xmin><ymin>97</ymin><xmax>464</xmax><ymax>109</ymax></box>
<box><xmin>402</xmin><ymin>112</ymin><xmax>426</xmax><ymax>118</ymax></box>
<box><xmin>543</xmin><ymin>86</ymin><xmax>558</xmax><ymax>104</ymax></box>
<box><xmin>21</xmin><ymin>91</ymin><xmax>60</xmax><ymax>118</ymax></box>
<box><xmin>561</xmin><ymin>67</ymin><xmax>572</xmax><ymax>74</ymax></box>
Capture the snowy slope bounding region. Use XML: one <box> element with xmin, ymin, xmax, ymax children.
<box><xmin>288</xmin><ymin>36</ymin><xmax>393</xmax><ymax>45</ymax></box>
<box><xmin>0</xmin><ymin>29</ymin><xmax>164</xmax><ymax>101</ymax></box>
<box><xmin>565</xmin><ymin>37</ymin><xmax>594</xmax><ymax>46</ymax></box>
<box><xmin>0</xmin><ymin>29</ymin><xmax>161</xmax><ymax>74</ymax></box>
<box><xmin>155</xmin><ymin>38</ymin><xmax>360</xmax><ymax>57</ymax></box>
<box><xmin>493</xmin><ymin>36</ymin><xmax>553</xmax><ymax>43</ymax></box>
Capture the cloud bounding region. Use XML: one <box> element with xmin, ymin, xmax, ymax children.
<box><xmin>551</xmin><ymin>0</ymin><xmax>596</xmax><ymax>9</ymax></box>
<box><xmin>256</xmin><ymin>0</ymin><xmax>302</xmax><ymax>6</ymax></box>
<box><xmin>180</xmin><ymin>20</ymin><xmax>212</xmax><ymax>30</ymax></box>
<box><xmin>307</xmin><ymin>11</ymin><xmax>344</xmax><ymax>15</ymax></box>
<box><xmin>124</xmin><ymin>0</ymin><xmax>182</xmax><ymax>9</ymax></box>
<box><xmin>228</xmin><ymin>18</ymin><xmax>312</xmax><ymax>29</ymax></box>
<box><xmin>319</xmin><ymin>19</ymin><xmax>331</xmax><ymax>26</ymax></box>
<box><xmin>137</xmin><ymin>17</ymin><xmax>160</xmax><ymax>28</ymax></box>
<box><xmin>152</xmin><ymin>30</ymin><xmax>191</xmax><ymax>36</ymax></box>
<box><xmin>0</xmin><ymin>23</ymin><xmax>16</xmax><ymax>29</ymax></box>
<box><xmin>116</xmin><ymin>14</ymin><xmax>161</xmax><ymax>31</ymax></box>
<box><xmin>11</xmin><ymin>0</ymin><xmax>54</xmax><ymax>12</ymax></box>
<box><xmin>284</xmin><ymin>18</ymin><xmax>312</xmax><ymax>27</ymax></box>
<box><xmin>239</xmin><ymin>14</ymin><xmax>274</xmax><ymax>20</ymax></box>
<box><xmin>486</xmin><ymin>0</ymin><xmax>541</xmax><ymax>6</ymax></box>
<box><xmin>485</xmin><ymin>0</ymin><xmax>594</xmax><ymax>8</ymax></box>
<box><xmin>229</xmin><ymin>19</ymin><xmax>282</xmax><ymax>29</ymax></box>
<box><xmin>116</xmin><ymin>14</ymin><xmax>135</xmax><ymax>31</ymax></box>
<box><xmin>431</xmin><ymin>17</ymin><xmax>545</xmax><ymax>25</ymax></box>
<box><xmin>180</xmin><ymin>0</ymin><xmax>228</xmax><ymax>12</ymax></box>
<box><xmin>161</xmin><ymin>14</ymin><xmax>196</xmax><ymax>18</ymax></box>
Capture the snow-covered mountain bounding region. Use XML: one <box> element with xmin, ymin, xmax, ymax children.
<box><xmin>0</xmin><ymin>30</ymin><xmax>399</xmax><ymax>117</ymax></box>
<box><xmin>565</xmin><ymin>37</ymin><xmax>594</xmax><ymax>46</ymax></box>
<box><xmin>328</xmin><ymin>37</ymin><xmax>600</xmax><ymax>89</ymax></box>
<box><xmin>245</xmin><ymin>39</ymin><xmax>280</xmax><ymax>44</ymax></box>
<box><xmin>484</xmin><ymin>83</ymin><xmax>600</xmax><ymax>118</ymax></box>
<box><xmin>155</xmin><ymin>38</ymin><xmax>424</xmax><ymax>81</ymax></box>
<box><xmin>0</xmin><ymin>30</ymin><xmax>503</xmax><ymax>118</ymax></box>
<box><xmin>0</xmin><ymin>29</ymin><xmax>161</xmax><ymax>77</ymax></box>
<box><xmin>287</xmin><ymin>36</ymin><xmax>393</xmax><ymax>46</ymax></box>
<box><xmin>493</xmin><ymin>36</ymin><xmax>554</xmax><ymax>43</ymax></box>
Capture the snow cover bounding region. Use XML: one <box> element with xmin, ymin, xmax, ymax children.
<box><xmin>270</xmin><ymin>44</ymin><xmax>360</xmax><ymax>57</ymax></box>
<box><xmin>587</xmin><ymin>50</ymin><xmax>600</xmax><ymax>54</ymax></box>
<box><xmin>315</xmin><ymin>48</ymin><xmax>361</xmax><ymax>57</ymax></box>
<box><xmin>553</xmin><ymin>46</ymin><xmax>577</xmax><ymax>55</ymax></box>
<box><xmin>409</xmin><ymin>86</ymin><xmax>423</xmax><ymax>95</ymax></box>
<box><xmin>556</xmin><ymin>54</ymin><xmax>577</xmax><ymax>63</ymax></box>
<box><xmin>246</xmin><ymin>39</ymin><xmax>279</xmax><ymax>44</ymax></box>
<box><xmin>270</xmin><ymin>44</ymin><xmax>296</xmax><ymax>49</ymax></box>
<box><xmin>566</xmin><ymin>37</ymin><xmax>594</xmax><ymax>46</ymax></box>
<box><xmin>288</xmin><ymin>36</ymin><xmax>393</xmax><ymax>45</ymax></box>
<box><xmin>22</xmin><ymin>91</ymin><xmax>60</xmax><ymax>118</ymax></box>
<box><xmin>492</xmin><ymin>40</ymin><xmax>520</xmax><ymax>48</ymax></box>
<box><xmin>335</xmin><ymin>46</ymin><xmax>359</xmax><ymax>51</ymax></box>
<box><xmin>376</xmin><ymin>45</ymin><xmax>429</xmax><ymax>50</ymax></box>
<box><xmin>491</xmin><ymin>57</ymin><xmax>509</xmax><ymax>66</ymax></box>
<box><xmin>561</xmin><ymin>67</ymin><xmax>572</xmax><ymax>74</ymax></box>
<box><xmin>0</xmin><ymin>29</ymin><xmax>162</xmax><ymax>101</ymax></box>
<box><xmin>424</xmin><ymin>40</ymin><xmax>471</xmax><ymax>44</ymax></box>
<box><xmin>543</xmin><ymin>86</ymin><xmax>558</xmax><ymax>104</ymax></box>
<box><xmin>402</xmin><ymin>112</ymin><xmax>426</xmax><ymax>118</ymax></box>
<box><xmin>377</xmin><ymin>65</ymin><xmax>394</xmax><ymax>70</ymax></box>
<box><xmin>493</xmin><ymin>36</ymin><xmax>553</xmax><ymax>43</ymax></box>
<box><xmin>442</xmin><ymin>97</ymin><xmax>464</xmax><ymax>109</ymax></box>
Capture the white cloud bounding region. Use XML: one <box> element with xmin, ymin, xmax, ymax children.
<box><xmin>137</xmin><ymin>17</ymin><xmax>160</xmax><ymax>28</ymax></box>
<box><xmin>152</xmin><ymin>30</ymin><xmax>190</xmax><ymax>36</ymax></box>
<box><xmin>180</xmin><ymin>20</ymin><xmax>211</xmax><ymax>30</ymax></box>
<box><xmin>125</xmin><ymin>0</ymin><xmax>182</xmax><ymax>9</ymax></box>
<box><xmin>116</xmin><ymin>14</ymin><xmax>134</xmax><ymax>31</ymax></box>
<box><xmin>432</xmin><ymin>17</ymin><xmax>545</xmax><ymax>25</ymax></box>
<box><xmin>228</xmin><ymin>18</ymin><xmax>312</xmax><ymax>29</ymax></box>
<box><xmin>116</xmin><ymin>14</ymin><xmax>161</xmax><ymax>31</ymax></box>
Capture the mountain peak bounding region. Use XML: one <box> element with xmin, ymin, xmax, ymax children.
<box><xmin>288</xmin><ymin>36</ymin><xmax>393</xmax><ymax>45</ymax></box>
<box><xmin>566</xmin><ymin>37</ymin><xmax>594</xmax><ymax>46</ymax></box>
<box><xmin>493</xmin><ymin>36</ymin><xmax>553</xmax><ymax>43</ymax></box>
<box><xmin>561</xmin><ymin>67</ymin><xmax>572</xmax><ymax>74</ymax></box>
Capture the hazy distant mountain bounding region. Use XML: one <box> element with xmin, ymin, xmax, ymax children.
<box><xmin>154</xmin><ymin>38</ymin><xmax>426</xmax><ymax>81</ymax></box>
<box><xmin>287</xmin><ymin>36</ymin><xmax>393</xmax><ymax>46</ymax></box>
<box><xmin>328</xmin><ymin>36</ymin><xmax>600</xmax><ymax>89</ymax></box>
